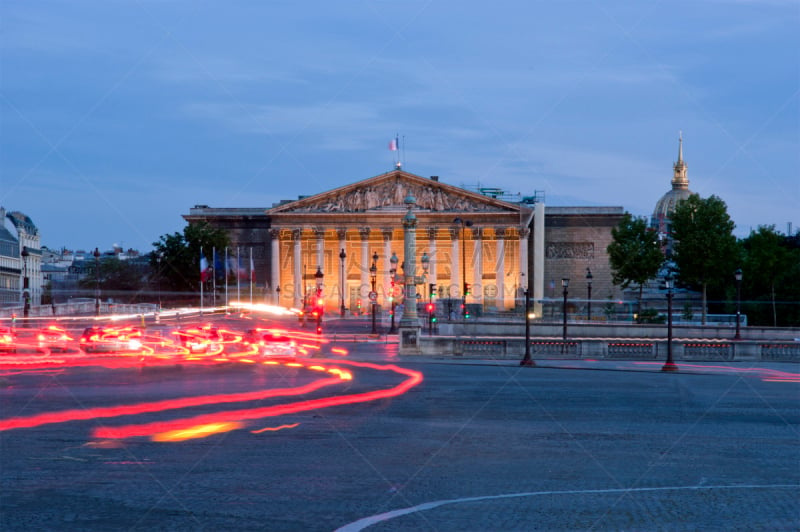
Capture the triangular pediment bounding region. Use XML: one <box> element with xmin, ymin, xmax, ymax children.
<box><xmin>268</xmin><ymin>170</ymin><xmax>520</xmax><ymax>215</ymax></box>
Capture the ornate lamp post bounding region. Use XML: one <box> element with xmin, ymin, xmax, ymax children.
<box><xmin>661</xmin><ymin>273</ymin><xmax>678</xmax><ymax>372</ymax></box>
<box><xmin>561</xmin><ymin>278</ymin><xmax>569</xmax><ymax>351</ymax></box>
<box><xmin>369</xmin><ymin>251</ymin><xmax>378</xmax><ymax>334</ymax></box>
<box><xmin>275</xmin><ymin>286</ymin><xmax>281</xmax><ymax>306</ymax></box>
<box><xmin>453</xmin><ymin>217</ymin><xmax>473</xmax><ymax>320</ymax></box>
<box><xmin>420</xmin><ymin>251</ymin><xmax>430</xmax><ymax>333</ymax></box>
<box><xmin>734</xmin><ymin>268</ymin><xmax>743</xmax><ymax>340</ymax></box>
<box><xmin>93</xmin><ymin>247</ymin><xmax>101</xmax><ymax>316</ymax></box>
<box><xmin>586</xmin><ymin>267</ymin><xmax>593</xmax><ymax>321</ymax></box>
<box><xmin>21</xmin><ymin>246</ymin><xmax>30</xmax><ymax>322</ymax></box>
<box><xmin>339</xmin><ymin>248</ymin><xmax>347</xmax><ymax>317</ymax></box>
<box><xmin>520</xmin><ymin>288</ymin><xmax>535</xmax><ymax>367</ymax></box>
<box><xmin>389</xmin><ymin>252</ymin><xmax>398</xmax><ymax>333</ymax></box>
<box><xmin>314</xmin><ymin>266</ymin><xmax>324</xmax><ymax>334</ymax></box>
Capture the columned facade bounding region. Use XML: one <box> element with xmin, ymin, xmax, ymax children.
<box><xmin>265</xmin><ymin>170</ymin><xmax>538</xmax><ymax>315</ymax></box>
<box><xmin>183</xmin><ymin>169</ymin><xmax>625</xmax><ymax>319</ymax></box>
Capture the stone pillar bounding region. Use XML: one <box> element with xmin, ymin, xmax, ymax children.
<box><xmin>270</xmin><ymin>229</ymin><xmax>280</xmax><ymax>304</ymax></box>
<box><xmin>473</xmin><ymin>227</ymin><xmax>482</xmax><ymax>306</ymax></box>
<box><xmin>314</xmin><ymin>228</ymin><xmax>325</xmax><ymax>274</ymax></box>
<box><xmin>338</xmin><ymin>228</ymin><xmax>347</xmax><ymax>312</ymax></box>
<box><xmin>518</xmin><ymin>227</ymin><xmax>529</xmax><ymax>309</ymax></box>
<box><xmin>359</xmin><ymin>228</ymin><xmax>370</xmax><ymax>305</ymax></box>
<box><xmin>533</xmin><ymin>202</ymin><xmax>546</xmax><ymax>318</ymax></box>
<box><xmin>292</xmin><ymin>229</ymin><xmax>302</xmax><ymax>309</ymax></box>
<box><xmin>399</xmin><ymin>194</ymin><xmax>421</xmax><ymax>354</ymax></box>
<box><xmin>495</xmin><ymin>228</ymin><xmax>505</xmax><ymax>311</ymax></box>
<box><xmin>450</xmin><ymin>228</ymin><xmax>460</xmax><ymax>299</ymax></box>
<box><xmin>427</xmin><ymin>227</ymin><xmax>437</xmax><ymax>289</ymax></box>
<box><xmin>383</xmin><ymin>229</ymin><xmax>393</xmax><ymax>299</ymax></box>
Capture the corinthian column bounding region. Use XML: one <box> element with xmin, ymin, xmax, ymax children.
<box><xmin>270</xmin><ymin>228</ymin><xmax>280</xmax><ymax>303</ymax></box>
<box><xmin>495</xmin><ymin>228</ymin><xmax>505</xmax><ymax>311</ymax></box>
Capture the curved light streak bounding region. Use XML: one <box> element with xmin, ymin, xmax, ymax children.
<box><xmin>0</xmin><ymin>359</ymin><xmax>423</xmax><ymax>444</ymax></box>
<box><xmin>91</xmin><ymin>361</ymin><xmax>421</xmax><ymax>440</ymax></box>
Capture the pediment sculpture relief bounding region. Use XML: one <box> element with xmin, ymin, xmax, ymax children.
<box><xmin>287</xmin><ymin>180</ymin><xmax>508</xmax><ymax>213</ymax></box>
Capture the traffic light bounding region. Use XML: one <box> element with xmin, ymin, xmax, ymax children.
<box><xmin>426</xmin><ymin>303</ymin><xmax>434</xmax><ymax>313</ymax></box>
<box><xmin>463</xmin><ymin>282</ymin><xmax>471</xmax><ymax>296</ymax></box>
<box><xmin>429</xmin><ymin>283</ymin><xmax>437</xmax><ymax>298</ymax></box>
<box><xmin>431</xmin><ymin>315</ymin><xmax>437</xmax><ymax>323</ymax></box>
<box><xmin>316</xmin><ymin>325</ymin><xmax>323</xmax><ymax>335</ymax></box>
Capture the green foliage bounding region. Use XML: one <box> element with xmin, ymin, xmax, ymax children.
<box><xmin>681</xmin><ymin>302</ymin><xmax>694</xmax><ymax>321</ymax></box>
<box><xmin>635</xmin><ymin>308</ymin><xmax>665</xmax><ymax>324</ymax></box>
<box><xmin>152</xmin><ymin>221</ymin><xmax>231</xmax><ymax>293</ymax></box>
<box><xmin>607</xmin><ymin>212</ymin><xmax>664</xmax><ymax>310</ymax></box>
<box><xmin>670</xmin><ymin>194</ymin><xmax>738</xmax><ymax>323</ymax></box>
<box><xmin>740</xmin><ymin>225</ymin><xmax>800</xmax><ymax>326</ymax></box>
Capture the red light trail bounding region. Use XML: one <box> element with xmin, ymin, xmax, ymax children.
<box><xmin>0</xmin><ymin>358</ymin><xmax>423</xmax><ymax>443</ymax></box>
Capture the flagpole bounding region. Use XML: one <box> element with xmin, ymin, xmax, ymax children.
<box><xmin>250</xmin><ymin>247</ymin><xmax>254</xmax><ymax>304</ymax></box>
<box><xmin>224</xmin><ymin>247</ymin><xmax>229</xmax><ymax>311</ymax></box>
<box><xmin>212</xmin><ymin>247</ymin><xmax>217</xmax><ymax>308</ymax></box>
<box><xmin>199</xmin><ymin>248</ymin><xmax>204</xmax><ymax>315</ymax></box>
<box><xmin>237</xmin><ymin>247</ymin><xmax>241</xmax><ymax>304</ymax></box>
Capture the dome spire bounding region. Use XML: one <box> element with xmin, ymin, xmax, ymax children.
<box><xmin>672</xmin><ymin>131</ymin><xmax>688</xmax><ymax>190</ymax></box>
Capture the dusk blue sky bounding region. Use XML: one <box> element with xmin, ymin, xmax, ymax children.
<box><xmin>2</xmin><ymin>1</ymin><xmax>797</xmax><ymax>252</ymax></box>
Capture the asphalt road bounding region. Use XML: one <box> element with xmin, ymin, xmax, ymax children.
<box><xmin>1</xmin><ymin>340</ymin><xmax>798</xmax><ymax>531</ymax></box>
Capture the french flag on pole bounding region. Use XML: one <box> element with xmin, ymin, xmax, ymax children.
<box><xmin>200</xmin><ymin>250</ymin><xmax>210</xmax><ymax>282</ymax></box>
<box><xmin>389</xmin><ymin>137</ymin><xmax>398</xmax><ymax>151</ymax></box>
<box><xmin>250</xmin><ymin>250</ymin><xmax>256</xmax><ymax>283</ymax></box>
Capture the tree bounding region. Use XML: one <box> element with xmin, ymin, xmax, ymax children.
<box><xmin>607</xmin><ymin>212</ymin><xmax>664</xmax><ymax>314</ymax></box>
<box><xmin>740</xmin><ymin>226</ymin><xmax>800</xmax><ymax>327</ymax></box>
<box><xmin>670</xmin><ymin>194</ymin><xmax>738</xmax><ymax>324</ymax></box>
<box><xmin>151</xmin><ymin>222</ymin><xmax>230</xmax><ymax>296</ymax></box>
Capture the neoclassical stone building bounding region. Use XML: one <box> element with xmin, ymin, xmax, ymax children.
<box><xmin>184</xmin><ymin>169</ymin><xmax>624</xmax><ymax>319</ymax></box>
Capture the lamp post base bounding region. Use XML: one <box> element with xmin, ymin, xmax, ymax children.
<box><xmin>520</xmin><ymin>357</ymin><xmax>536</xmax><ymax>367</ymax></box>
<box><xmin>398</xmin><ymin>325</ymin><xmax>421</xmax><ymax>355</ymax></box>
<box><xmin>661</xmin><ymin>362</ymin><xmax>679</xmax><ymax>372</ymax></box>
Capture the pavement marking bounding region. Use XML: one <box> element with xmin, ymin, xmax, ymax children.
<box><xmin>335</xmin><ymin>484</ymin><xmax>799</xmax><ymax>531</ymax></box>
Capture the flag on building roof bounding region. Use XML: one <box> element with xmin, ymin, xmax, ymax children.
<box><xmin>389</xmin><ymin>137</ymin><xmax>398</xmax><ymax>151</ymax></box>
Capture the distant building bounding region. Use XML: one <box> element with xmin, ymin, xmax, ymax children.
<box><xmin>652</xmin><ymin>134</ymin><xmax>693</xmax><ymax>246</ymax></box>
<box><xmin>0</xmin><ymin>207</ymin><xmax>41</xmax><ymax>308</ymax></box>
<box><xmin>184</xmin><ymin>168</ymin><xmax>626</xmax><ymax>318</ymax></box>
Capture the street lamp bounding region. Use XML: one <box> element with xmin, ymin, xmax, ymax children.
<box><xmin>520</xmin><ymin>288</ymin><xmax>535</xmax><ymax>367</ymax></box>
<box><xmin>734</xmin><ymin>268</ymin><xmax>743</xmax><ymax>340</ymax></box>
<box><xmin>389</xmin><ymin>252</ymin><xmax>398</xmax><ymax>333</ymax></box>
<box><xmin>369</xmin><ymin>251</ymin><xmax>378</xmax><ymax>334</ymax></box>
<box><xmin>561</xmin><ymin>278</ymin><xmax>569</xmax><ymax>352</ymax></box>
<box><xmin>661</xmin><ymin>273</ymin><xmax>678</xmax><ymax>372</ymax></box>
<box><xmin>420</xmin><ymin>251</ymin><xmax>431</xmax><ymax>333</ymax></box>
<box><xmin>339</xmin><ymin>248</ymin><xmax>347</xmax><ymax>317</ymax></box>
<box><xmin>314</xmin><ymin>266</ymin><xmax>324</xmax><ymax>334</ymax></box>
<box><xmin>93</xmin><ymin>247</ymin><xmax>101</xmax><ymax>316</ymax></box>
<box><xmin>21</xmin><ymin>246</ymin><xmax>30</xmax><ymax>323</ymax></box>
<box><xmin>586</xmin><ymin>268</ymin><xmax>593</xmax><ymax>321</ymax></box>
<box><xmin>453</xmin><ymin>217</ymin><xmax>473</xmax><ymax>320</ymax></box>
<box><xmin>275</xmin><ymin>285</ymin><xmax>281</xmax><ymax>306</ymax></box>
<box><xmin>156</xmin><ymin>251</ymin><xmax>163</xmax><ymax>311</ymax></box>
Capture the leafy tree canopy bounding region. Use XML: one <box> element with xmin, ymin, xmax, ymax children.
<box><xmin>670</xmin><ymin>194</ymin><xmax>738</xmax><ymax>323</ymax></box>
<box><xmin>151</xmin><ymin>222</ymin><xmax>230</xmax><ymax>292</ymax></box>
<box><xmin>607</xmin><ymin>212</ymin><xmax>664</xmax><ymax>308</ymax></box>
